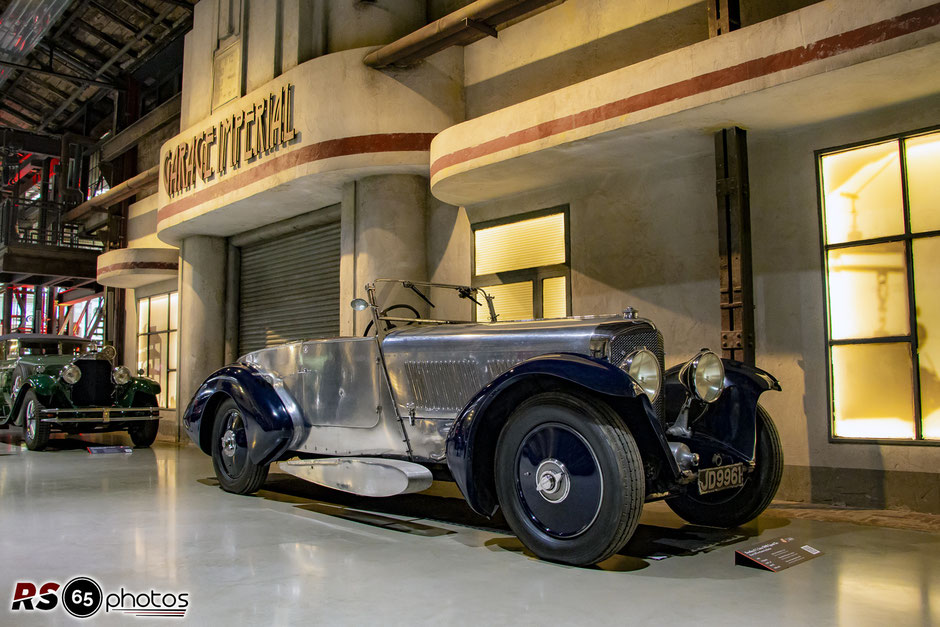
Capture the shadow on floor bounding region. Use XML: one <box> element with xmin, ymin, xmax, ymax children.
<box><xmin>199</xmin><ymin>471</ymin><xmax>792</xmax><ymax>572</ymax></box>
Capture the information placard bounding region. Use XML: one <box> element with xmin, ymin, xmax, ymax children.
<box><xmin>735</xmin><ymin>537</ymin><xmax>823</xmax><ymax>571</ymax></box>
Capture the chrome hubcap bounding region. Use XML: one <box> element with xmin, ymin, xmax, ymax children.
<box><xmin>535</xmin><ymin>458</ymin><xmax>570</xmax><ymax>503</ymax></box>
<box><xmin>221</xmin><ymin>429</ymin><xmax>237</xmax><ymax>458</ymax></box>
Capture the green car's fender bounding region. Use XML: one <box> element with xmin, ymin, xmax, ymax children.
<box><xmin>117</xmin><ymin>377</ymin><xmax>161</xmax><ymax>407</ymax></box>
<box><xmin>25</xmin><ymin>373</ymin><xmax>58</xmax><ymax>397</ymax></box>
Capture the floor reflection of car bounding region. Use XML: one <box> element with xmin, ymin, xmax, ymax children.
<box><xmin>184</xmin><ymin>280</ymin><xmax>783</xmax><ymax>566</ymax></box>
<box><xmin>0</xmin><ymin>333</ymin><xmax>162</xmax><ymax>450</ymax></box>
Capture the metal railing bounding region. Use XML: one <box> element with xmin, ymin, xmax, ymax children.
<box><xmin>0</xmin><ymin>197</ymin><xmax>102</xmax><ymax>251</ymax></box>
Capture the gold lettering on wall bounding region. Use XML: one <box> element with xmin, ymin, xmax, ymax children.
<box><xmin>163</xmin><ymin>83</ymin><xmax>297</xmax><ymax>198</ymax></box>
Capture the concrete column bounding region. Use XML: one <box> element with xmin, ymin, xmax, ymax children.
<box><xmin>178</xmin><ymin>236</ymin><xmax>227</xmax><ymax>425</ymax></box>
<box><xmin>352</xmin><ymin>174</ymin><xmax>428</xmax><ymax>332</ymax></box>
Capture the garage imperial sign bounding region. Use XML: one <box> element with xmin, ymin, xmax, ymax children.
<box><xmin>162</xmin><ymin>83</ymin><xmax>296</xmax><ymax>198</ymax></box>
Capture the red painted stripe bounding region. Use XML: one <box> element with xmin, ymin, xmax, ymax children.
<box><xmin>431</xmin><ymin>3</ymin><xmax>940</xmax><ymax>178</ymax></box>
<box><xmin>158</xmin><ymin>132</ymin><xmax>437</xmax><ymax>223</ymax></box>
<box><xmin>98</xmin><ymin>261</ymin><xmax>179</xmax><ymax>275</ymax></box>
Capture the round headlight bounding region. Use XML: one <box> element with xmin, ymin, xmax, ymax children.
<box><xmin>61</xmin><ymin>364</ymin><xmax>82</xmax><ymax>384</ymax></box>
<box><xmin>620</xmin><ymin>348</ymin><xmax>662</xmax><ymax>403</ymax></box>
<box><xmin>679</xmin><ymin>350</ymin><xmax>725</xmax><ymax>403</ymax></box>
<box><xmin>99</xmin><ymin>345</ymin><xmax>117</xmax><ymax>362</ymax></box>
<box><xmin>112</xmin><ymin>366</ymin><xmax>131</xmax><ymax>385</ymax></box>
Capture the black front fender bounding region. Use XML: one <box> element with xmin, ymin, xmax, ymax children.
<box><xmin>663</xmin><ymin>358</ymin><xmax>781</xmax><ymax>463</ymax></box>
<box><xmin>183</xmin><ymin>364</ymin><xmax>304</xmax><ymax>466</ymax></box>
<box><xmin>445</xmin><ymin>353</ymin><xmax>679</xmax><ymax>517</ymax></box>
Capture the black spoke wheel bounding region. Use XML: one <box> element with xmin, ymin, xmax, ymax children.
<box><xmin>211</xmin><ymin>398</ymin><xmax>269</xmax><ymax>494</ymax></box>
<box><xmin>667</xmin><ymin>405</ymin><xmax>783</xmax><ymax>528</ymax></box>
<box><xmin>21</xmin><ymin>389</ymin><xmax>50</xmax><ymax>451</ymax></box>
<box><xmin>495</xmin><ymin>392</ymin><xmax>645</xmax><ymax>566</ymax></box>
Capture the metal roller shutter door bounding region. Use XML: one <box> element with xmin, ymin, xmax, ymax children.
<box><xmin>238</xmin><ymin>221</ymin><xmax>340</xmax><ymax>355</ymax></box>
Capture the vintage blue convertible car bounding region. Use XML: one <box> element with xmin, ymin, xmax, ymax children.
<box><xmin>184</xmin><ymin>279</ymin><xmax>782</xmax><ymax>566</ymax></box>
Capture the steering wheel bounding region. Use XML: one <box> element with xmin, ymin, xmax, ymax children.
<box><xmin>363</xmin><ymin>303</ymin><xmax>421</xmax><ymax>336</ymax></box>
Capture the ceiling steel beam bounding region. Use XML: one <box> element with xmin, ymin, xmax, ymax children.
<box><xmin>0</xmin><ymin>104</ymin><xmax>40</xmax><ymax>127</ymax></box>
<box><xmin>88</xmin><ymin>0</ymin><xmax>157</xmax><ymax>44</ymax></box>
<box><xmin>39</xmin><ymin>4</ymin><xmax>177</xmax><ymax>132</ymax></box>
<box><xmin>0</xmin><ymin>59</ymin><xmax>123</xmax><ymax>91</ymax></box>
<box><xmin>74</xmin><ymin>19</ymin><xmax>140</xmax><ymax>60</ymax></box>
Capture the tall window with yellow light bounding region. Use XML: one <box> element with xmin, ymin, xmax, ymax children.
<box><xmin>819</xmin><ymin>128</ymin><xmax>940</xmax><ymax>442</ymax></box>
<box><xmin>472</xmin><ymin>208</ymin><xmax>570</xmax><ymax>322</ymax></box>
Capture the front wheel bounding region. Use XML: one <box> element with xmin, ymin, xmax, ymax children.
<box><xmin>666</xmin><ymin>404</ymin><xmax>783</xmax><ymax>527</ymax></box>
<box><xmin>21</xmin><ymin>389</ymin><xmax>50</xmax><ymax>451</ymax></box>
<box><xmin>129</xmin><ymin>419</ymin><xmax>160</xmax><ymax>448</ymax></box>
<box><xmin>211</xmin><ymin>397</ymin><xmax>269</xmax><ymax>494</ymax></box>
<box><xmin>494</xmin><ymin>392</ymin><xmax>645</xmax><ymax>566</ymax></box>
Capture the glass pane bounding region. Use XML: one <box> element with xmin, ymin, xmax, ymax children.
<box><xmin>827</xmin><ymin>242</ymin><xmax>909</xmax><ymax>340</ymax></box>
<box><xmin>907</xmin><ymin>132</ymin><xmax>940</xmax><ymax>234</ymax></box>
<box><xmin>137</xmin><ymin>298</ymin><xmax>149</xmax><ymax>335</ymax></box>
<box><xmin>168</xmin><ymin>331</ymin><xmax>178</xmax><ymax>371</ymax></box>
<box><xmin>167</xmin><ymin>371</ymin><xmax>177</xmax><ymax>410</ymax></box>
<box><xmin>137</xmin><ymin>335</ymin><xmax>148</xmax><ymax>377</ymax></box>
<box><xmin>169</xmin><ymin>292</ymin><xmax>179</xmax><ymax>331</ymax></box>
<box><xmin>149</xmin><ymin>294</ymin><xmax>169</xmax><ymax>333</ymax></box>
<box><xmin>477</xmin><ymin>282</ymin><xmax>533</xmax><ymax>322</ymax></box>
<box><xmin>831</xmin><ymin>343</ymin><xmax>915</xmax><ymax>439</ymax></box>
<box><xmin>148</xmin><ymin>335</ymin><xmax>164</xmax><ymax>383</ymax></box>
<box><xmin>475</xmin><ymin>213</ymin><xmax>565</xmax><ymax>275</ymax></box>
<box><xmin>912</xmin><ymin>238</ymin><xmax>940</xmax><ymax>440</ymax></box>
<box><xmin>821</xmin><ymin>141</ymin><xmax>903</xmax><ymax>245</ymax></box>
<box><xmin>542</xmin><ymin>276</ymin><xmax>567</xmax><ymax>319</ymax></box>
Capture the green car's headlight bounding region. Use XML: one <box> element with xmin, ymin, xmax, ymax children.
<box><xmin>99</xmin><ymin>345</ymin><xmax>116</xmax><ymax>362</ymax></box>
<box><xmin>112</xmin><ymin>366</ymin><xmax>131</xmax><ymax>385</ymax></box>
<box><xmin>61</xmin><ymin>364</ymin><xmax>82</xmax><ymax>384</ymax></box>
<box><xmin>679</xmin><ymin>350</ymin><xmax>725</xmax><ymax>403</ymax></box>
<box><xmin>620</xmin><ymin>348</ymin><xmax>662</xmax><ymax>403</ymax></box>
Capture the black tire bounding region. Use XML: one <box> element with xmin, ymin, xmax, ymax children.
<box><xmin>21</xmin><ymin>389</ymin><xmax>51</xmax><ymax>451</ymax></box>
<box><xmin>667</xmin><ymin>405</ymin><xmax>783</xmax><ymax>528</ymax></box>
<box><xmin>128</xmin><ymin>420</ymin><xmax>160</xmax><ymax>448</ymax></box>
<box><xmin>211</xmin><ymin>397</ymin><xmax>269</xmax><ymax>495</ymax></box>
<box><xmin>494</xmin><ymin>391</ymin><xmax>645</xmax><ymax>566</ymax></box>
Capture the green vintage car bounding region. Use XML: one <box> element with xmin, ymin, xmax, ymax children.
<box><xmin>0</xmin><ymin>333</ymin><xmax>161</xmax><ymax>450</ymax></box>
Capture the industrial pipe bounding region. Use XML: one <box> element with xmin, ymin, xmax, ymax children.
<box><xmin>63</xmin><ymin>163</ymin><xmax>159</xmax><ymax>222</ymax></box>
<box><xmin>363</xmin><ymin>0</ymin><xmax>562</xmax><ymax>68</ymax></box>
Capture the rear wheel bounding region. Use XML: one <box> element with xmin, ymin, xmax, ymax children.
<box><xmin>211</xmin><ymin>398</ymin><xmax>269</xmax><ymax>494</ymax></box>
<box><xmin>667</xmin><ymin>405</ymin><xmax>783</xmax><ymax>527</ymax></box>
<box><xmin>494</xmin><ymin>392</ymin><xmax>645</xmax><ymax>566</ymax></box>
<box><xmin>21</xmin><ymin>389</ymin><xmax>50</xmax><ymax>451</ymax></box>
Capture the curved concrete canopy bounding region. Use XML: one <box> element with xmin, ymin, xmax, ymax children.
<box><xmin>157</xmin><ymin>46</ymin><xmax>463</xmax><ymax>245</ymax></box>
<box><xmin>97</xmin><ymin>248</ymin><xmax>180</xmax><ymax>289</ymax></box>
<box><xmin>429</xmin><ymin>0</ymin><xmax>940</xmax><ymax>207</ymax></box>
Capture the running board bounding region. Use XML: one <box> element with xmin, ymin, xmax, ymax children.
<box><xmin>278</xmin><ymin>457</ymin><xmax>433</xmax><ymax>497</ymax></box>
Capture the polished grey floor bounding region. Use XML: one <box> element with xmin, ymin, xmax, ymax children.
<box><xmin>1</xmin><ymin>432</ymin><xmax>938</xmax><ymax>626</ymax></box>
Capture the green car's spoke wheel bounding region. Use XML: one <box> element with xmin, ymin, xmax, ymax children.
<box><xmin>494</xmin><ymin>392</ymin><xmax>645</xmax><ymax>566</ymax></box>
<box><xmin>21</xmin><ymin>389</ymin><xmax>50</xmax><ymax>451</ymax></box>
<box><xmin>211</xmin><ymin>397</ymin><xmax>269</xmax><ymax>495</ymax></box>
<box><xmin>667</xmin><ymin>405</ymin><xmax>783</xmax><ymax>528</ymax></box>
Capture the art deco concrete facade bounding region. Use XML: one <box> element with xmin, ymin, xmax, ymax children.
<box><xmin>103</xmin><ymin>0</ymin><xmax>940</xmax><ymax>512</ymax></box>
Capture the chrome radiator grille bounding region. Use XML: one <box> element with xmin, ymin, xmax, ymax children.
<box><xmin>608</xmin><ymin>330</ymin><xmax>665</xmax><ymax>421</ymax></box>
<box><xmin>405</xmin><ymin>359</ymin><xmax>517</xmax><ymax>413</ymax></box>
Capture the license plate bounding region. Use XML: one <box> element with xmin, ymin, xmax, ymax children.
<box><xmin>697</xmin><ymin>463</ymin><xmax>745</xmax><ymax>495</ymax></box>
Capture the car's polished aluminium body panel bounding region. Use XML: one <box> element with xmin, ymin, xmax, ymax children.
<box><xmin>240</xmin><ymin>337</ymin><xmax>410</xmax><ymax>459</ymax></box>
<box><xmin>381</xmin><ymin>316</ymin><xmax>622</xmax><ymax>419</ymax></box>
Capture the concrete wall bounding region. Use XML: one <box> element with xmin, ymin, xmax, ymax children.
<box><xmin>462</xmin><ymin>0</ymin><xmax>709</xmax><ymax>118</ymax></box>
<box><xmin>749</xmin><ymin>94</ymin><xmax>940</xmax><ymax>512</ymax></box>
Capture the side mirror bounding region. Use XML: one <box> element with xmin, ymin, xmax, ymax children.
<box><xmin>350</xmin><ymin>298</ymin><xmax>370</xmax><ymax>311</ymax></box>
